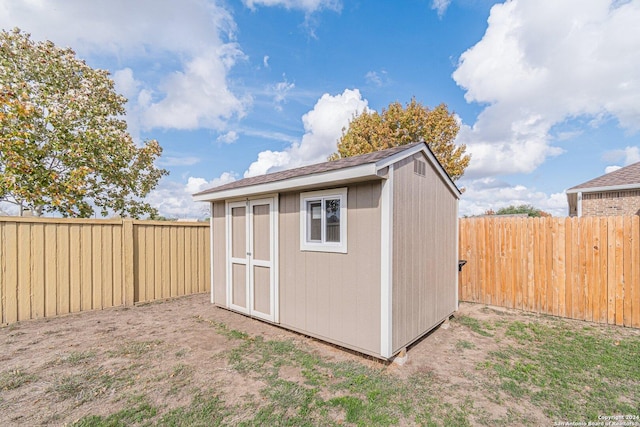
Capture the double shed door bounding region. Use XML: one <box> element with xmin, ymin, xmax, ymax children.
<box><xmin>227</xmin><ymin>198</ymin><xmax>277</xmax><ymax>322</ymax></box>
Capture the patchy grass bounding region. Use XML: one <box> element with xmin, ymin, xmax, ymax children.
<box><xmin>108</xmin><ymin>340</ymin><xmax>163</xmax><ymax>358</ymax></box>
<box><xmin>158</xmin><ymin>392</ymin><xmax>228</xmax><ymax>426</ymax></box>
<box><xmin>73</xmin><ymin>396</ymin><xmax>158</xmax><ymax>426</ymax></box>
<box><xmin>456</xmin><ymin>339</ymin><xmax>476</xmax><ymax>350</ymax></box>
<box><xmin>32</xmin><ymin>319</ymin><xmax>640</xmax><ymax>424</ymax></box>
<box><xmin>46</xmin><ymin>350</ymin><xmax>98</xmax><ymax>368</ymax></box>
<box><xmin>3</xmin><ymin>299</ymin><xmax>639</xmax><ymax>426</ymax></box>
<box><xmin>166</xmin><ymin>363</ymin><xmax>194</xmax><ymax>396</ymax></box>
<box><xmin>487</xmin><ymin>319</ymin><xmax>640</xmax><ymax>422</ymax></box>
<box><xmin>0</xmin><ymin>369</ymin><xmax>37</xmax><ymax>391</ymax></box>
<box><xmin>454</xmin><ymin>315</ymin><xmax>494</xmax><ymax>337</ymax></box>
<box><xmin>50</xmin><ymin>367</ymin><xmax>135</xmax><ymax>404</ymax></box>
<box><xmin>194</xmin><ymin>315</ymin><xmax>250</xmax><ymax>340</ymax></box>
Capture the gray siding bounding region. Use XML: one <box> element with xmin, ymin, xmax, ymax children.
<box><xmin>212</xmin><ymin>202</ymin><xmax>227</xmax><ymax>305</ymax></box>
<box><xmin>392</xmin><ymin>153</ymin><xmax>458</xmax><ymax>352</ymax></box>
<box><xmin>279</xmin><ymin>182</ymin><xmax>382</xmax><ymax>355</ymax></box>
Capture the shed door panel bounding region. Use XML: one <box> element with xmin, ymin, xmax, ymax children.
<box><xmin>231</xmin><ymin>207</ymin><xmax>246</xmax><ymax>258</ymax></box>
<box><xmin>232</xmin><ymin>264</ymin><xmax>247</xmax><ymax>308</ymax></box>
<box><xmin>229</xmin><ymin>203</ymin><xmax>249</xmax><ymax>312</ymax></box>
<box><xmin>227</xmin><ymin>199</ymin><xmax>276</xmax><ymax>322</ymax></box>
<box><xmin>253</xmin><ymin>265</ymin><xmax>271</xmax><ymax>315</ymax></box>
<box><xmin>248</xmin><ymin>200</ymin><xmax>275</xmax><ymax>321</ymax></box>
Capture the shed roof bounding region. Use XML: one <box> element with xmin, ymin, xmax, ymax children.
<box><xmin>566</xmin><ymin>161</ymin><xmax>640</xmax><ymax>194</ymax></box>
<box><xmin>193</xmin><ymin>142</ymin><xmax>461</xmax><ymax>202</ymax></box>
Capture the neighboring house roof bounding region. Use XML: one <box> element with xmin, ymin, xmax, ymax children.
<box><xmin>193</xmin><ymin>141</ymin><xmax>461</xmax><ymax>202</ymax></box>
<box><xmin>566</xmin><ymin>161</ymin><xmax>640</xmax><ymax>194</ymax></box>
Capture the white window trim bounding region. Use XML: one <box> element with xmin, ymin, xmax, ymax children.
<box><xmin>300</xmin><ymin>188</ymin><xmax>348</xmax><ymax>253</ymax></box>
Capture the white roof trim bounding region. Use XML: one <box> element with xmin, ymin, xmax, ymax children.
<box><xmin>193</xmin><ymin>163</ymin><xmax>378</xmax><ymax>202</ymax></box>
<box><xmin>193</xmin><ymin>142</ymin><xmax>462</xmax><ymax>202</ymax></box>
<box><xmin>566</xmin><ymin>182</ymin><xmax>640</xmax><ymax>194</ymax></box>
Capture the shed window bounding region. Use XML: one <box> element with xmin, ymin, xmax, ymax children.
<box><xmin>300</xmin><ymin>188</ymin><xmax>347</xmax><ymax>253</ymax></box>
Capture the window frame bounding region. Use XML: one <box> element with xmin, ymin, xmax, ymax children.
<box><xmin>299</xmin><ymin>188</ymin><xmax>348</xmax><ymax>253</ymax></box>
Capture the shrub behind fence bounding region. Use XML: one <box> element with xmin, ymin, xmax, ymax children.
<box><xmin>459</xmin><ymin>216</ymin><xmax>640</xmax><ymax>328</ymax></box>
<box><xmin>0</xmin><ymin>217</ymin><xmax>210</xmax><ymax>324</ymax></box>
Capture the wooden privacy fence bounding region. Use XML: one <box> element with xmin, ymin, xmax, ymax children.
<box><xmin>459</xmin><ymin>216</ymin><xmax>640</xmax><ymax>328</ymax></box>
<box><xmin>0</xmin><ymin>217</ymin><xmax>210</xmax><ymax>324</ymax></box>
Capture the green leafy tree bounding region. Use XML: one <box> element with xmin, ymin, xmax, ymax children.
<box><xmin>0</xmin><ymin>28</ymin><xmax>167</xmax><ymax>218</ymax></box>
<box><xmin>494</xmin><ymin>204</ymin><xmax>550</xmax><ymax>217</ymax></box>
<box><xmin>330</xmin><ymin>98</ymin><xmax>470</xmax><ymax>180</ymax></box>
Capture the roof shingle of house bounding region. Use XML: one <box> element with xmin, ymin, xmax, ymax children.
<box><xmin>568</xmin><ymin>161</ymin><xmax>640</xmax><ymax>191</ymax></box>
<box><xmin>194</xmin><ymin>142</ymin><xmax>423</xmax><ymax>196</ymax></box>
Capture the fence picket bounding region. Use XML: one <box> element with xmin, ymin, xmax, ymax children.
<box><xmin>598</xmin><ymin>217</ymin><xmax>608</xmax><ymax>323</ymax></box>
<box><xmin>623</xmin><ymin>216</ymin><xmax>632</xmax><ymax>327</ymax></box>
<box><xmin>632</xmin><ymin>216</ymin><xmax>640</xmax><ymax>328</ymax></box>
<box><xmin>584</xmin><ymin>217</ymin><xmax>593</xmax><ymax>322</ymax></box>
<box><xmin>591</xmin><ymin>218</ymin><xmax>601</xmax><ymax>323</ymax></box>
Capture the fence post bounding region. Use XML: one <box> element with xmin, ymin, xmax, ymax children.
<box><xmin>123</xmin><ymin>219</ymin><xmax>135</xmax><ymax>306</ymax></box>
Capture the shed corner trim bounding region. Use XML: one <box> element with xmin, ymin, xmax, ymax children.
<box><xmin>380</xmin><ymin>163</ymin><xmax>394</xmax><ymax>359</ymax></box>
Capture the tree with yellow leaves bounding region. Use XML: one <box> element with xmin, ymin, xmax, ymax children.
<box><xmin>330</xmin><ymin>98</ymin><xmax>470</xmax><ymax>180</ymax></box>
<box><xmin>0</xmin><ymin>28</ymin><xmax>167</xmax><ymax>217</ymax></box>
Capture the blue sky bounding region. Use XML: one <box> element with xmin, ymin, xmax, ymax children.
<box><xmin>2</xmin><ymin>0</ymin><xmax>639</xmax><ymax>217</ymax></box>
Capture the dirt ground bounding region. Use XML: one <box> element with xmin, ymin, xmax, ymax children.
<box><xmin>0</xmin><ymin>294</ymin><xmax>635</xmax><ymax>426</ymax></box>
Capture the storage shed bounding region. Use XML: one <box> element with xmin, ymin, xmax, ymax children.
<box><xmin>193</xmin><ymin>142</ymin><xmax>461</xmax><ymax>359</ymax></box>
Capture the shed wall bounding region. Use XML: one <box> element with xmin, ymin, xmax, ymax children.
<box><xmin>392</xmin><ymin>153</ymin><xmax>458</xmax><ymax>352</ymax></box>
<box><xmin>212</xmin><ymin>202</ymin><xmax>227</xmax><ymax>304</ymax></box>
<box><xmin>279</xmin><ymin>182</ymin><xmax>383</xmax><ymax>355</ymax></box>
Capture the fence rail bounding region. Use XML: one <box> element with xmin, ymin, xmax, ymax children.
<box><xmin>459</xmin><ymin>216</ymin><xmax>640</xmax><ymax>328</ymax></box>
<box><xmin>0</xmin><ymin>217</ymin><xmax>210</xmax><ymax>324</ymax></box>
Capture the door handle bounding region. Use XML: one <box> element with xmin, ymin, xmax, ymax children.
<box><xmin>246</xmin><ymin>252</ymin><xmax>252</xmax><ymax>256</ymax></box>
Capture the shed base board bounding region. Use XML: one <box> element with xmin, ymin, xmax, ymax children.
<box><xmin>213</xmin><ymin>303</ymin><xmax>387</xmax><ymax>359</ymax></box>
<box><xmin>392</xmin><ymin>312</ymin><xmax>455</xmax><ymax>356</ymax></box>
<box><xmin>213</xmin><ymin>303</ymin><xmax>456</xmax><ymax>361</ymax></box>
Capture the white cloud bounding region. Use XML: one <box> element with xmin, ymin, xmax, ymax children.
<box><xmin>242</xmin><ymin>0</ymin><xmax>341</xmax><ymax>13</ymax></box>
<box><xmin>271</xmin><ymin>75</ymin><xmax>295</xmax><ymax>111</ymax></box>
<box><xmin>431</xmin><ymin>0</ymin><xmax>452</xmax><ymax>18</ymax></box>
<box><xmin>242</xmin><ymin>128</ymin><xmax>300</xmax><ymax>144</ymax></box>
<box><xmin>0</xmin><ymin>0</ymin><xmax>248</xmax><ymax>132</ymax></box>
<box><xmin>244</xmin><ymin>88</ymin><xmax>369</xmax><ymax>177</ymax></box>
<box><xmin>244</xmin><ymin>150</ymin><xmax>293</xmax><ymax>177</ymax></box>
<box><xmin>554</xmin><ymin>130</ymin><xmax>584</xmax><ymax>141</ymax></box>
<box><xmin>459</xmin><ymin>177</ymin><xmax>568</xmax><ymax>217</ymax></box>
<box><xmin>453</xmin><ymin>0</ymin><xmax>640</xmax><ymax>178</ymax></box>
<box><xmin>157</xmin><ymin>156</ymin><xmax>202</xmax><ymax>167</ymax></box>
<box><xmin>602</xmin><ymin>145</ymin><xmax>640</xmax><ymax>173</ymax></box>
<box><xmin>602</xmin><ymin>146</ymin><xmax>640</xmax><ymax>165</ymax></box>
<box><xmin>217</xmin><ymin>131</ymin><xmax>239</xmax><ymax>144</ymax></box>
<box><xmin>242</xmin><ymin>0</ymin><xmax>341</xmax><ymax>36</ymax></box>
<box><xmin>142</xmin><ymin>48</ymin><xmax>248</xmax><ymax>130</ymax></box>
<box><xmin>112</xmin><ymin>68</ymin><xmax>140</xmax><ymax>100</ymax></box>
<box><xmin>364</xmin><ymin>70</ymin><xmax>389</xmax><ymax>87</ymax></box>
<box><xmin>146</xmin><ymin>172</ymin><xmax>237</xmax><ymax>218</ymax></box>
<box><xmin>185</xmin><ymin>173</ymin><xmax>236</xmax><ymax>194</ymax></box>
<box><xmin>605</xmin><ymin>165</ymin><xmax>622</xmax><ymax>174</ymax></box>
<box><xmin>112</xmin><ymin>67</ymin><xmax>144</xmax><ymax>140</ymax></box>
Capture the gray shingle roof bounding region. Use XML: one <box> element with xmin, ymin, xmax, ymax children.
<box><xmin>193</xmin><ymin>142</ymin><xmax>423</xmax><ymax>196</ymax></box>
<box><xmin>568</xmin><ymin>161</ymin><xmax>640</xmax><ymax>191</ymax></box>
